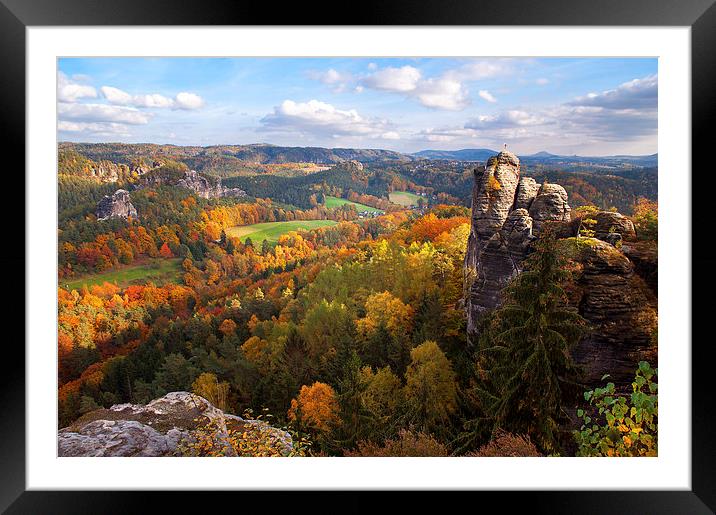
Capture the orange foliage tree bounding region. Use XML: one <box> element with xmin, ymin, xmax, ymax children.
<box><xmin>287</xmin><ymin>381</ymin><xmax>341</xmax><ymax>434</ymax></box>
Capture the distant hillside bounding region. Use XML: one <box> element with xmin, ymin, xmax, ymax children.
<box><xmin>413</xmin><ymin>148</ymin><xmax>658</xmax><ymax>168</ymax></box>
<box><xmin>413</xmin><ymin>148</ymin><xmax>498</xmax><ymax>161</ymax></box>
<box><xmin>59</xmin><ymin>142</ymin><xmax>412</xmax><ymax>177</ymax></box>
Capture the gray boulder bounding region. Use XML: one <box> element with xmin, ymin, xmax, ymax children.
<box><xmin>58</xmin><ymin>392</ymin><xmax>293</xmax><ymax>457</ymax></box>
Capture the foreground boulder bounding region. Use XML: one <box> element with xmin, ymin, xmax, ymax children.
<box><xmin>96</xmin><ymin>189</ymin><xmax>138</xmax><ymax>221</ymax></box>
<box><xmin>58</xmin><ymin>392</ymin><xmax>293</xmax><ymax>457</ymax></box>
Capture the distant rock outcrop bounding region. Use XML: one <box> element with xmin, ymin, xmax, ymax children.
<box><xmin>96</xmin><ymin>189</ymin><xmax>138</xmax><ymax>221</ymax></box>
<box><xmin>140</xmin><ymin>169</ymin><xmax>246</xmax><ymax>199</ymax></box>
<box><xmin>464</xmin><ymin>150</ymin><xmax>657</xmax><ymax>386</ymax></box>
<box><xmin>89</xmin><ymin>161</ymin><xmax>129</xmax><ymax>183</ymax></box>
<box><xmin>58</xmin><ymin>392</ymin><xmax>293</xmax><ymax>457</ymax></box>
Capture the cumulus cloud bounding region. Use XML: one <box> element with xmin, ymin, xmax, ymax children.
<box><xmin>57</xmin><ymin>72</ymin><xmax>97</xmax><ymax>102</ymax></box>
<box><xmin>362</xmin><ymin>65</ymin><xmax>422</xmax><ymax>92</ymax></box>
<box><xmin>414</xmin><ymin>78</ymin><xmax>469</xmax><ymax>110</ymax></box>
<box><xmin>360</xmin><ymin>66</ymin><xmax>469</xmax><ymax>110</ymax></box>
<box><xmin>101</xmin><ymin>86</ymin><xmax>204</xmax><ymax>110</ymax></box>
<box><xmin>478</xmin><ymin>90</ymin><xmax>497</xmax><ymax>103</ymax></box>
<box><xmin>445</xmin><ymin>59</ymin><xmax>515</xmax><ymax>81</ymax></box>
<box><xmin>58</xmin><ymin>120</ymin><xmax>132</xmax><ymax>137</ymax></box>
<box><xmin>466</xmin><ymin>110</ymin><xmax>546</xmax><ymax>130</ymax></box>
<box><xmin>174</xmin><ymin>92</ymin><xmax>205</xmax><ymax>110</ymax></box>
<box><xmin>415</xmin><ymin>75</ymin><xmax>658</xmax><ymax>148</ymax></box>
<box><xmin>58</xmin><ymin>102</ymin><xmax>152</xmax><ymax>125</ymax></box>
<box><xmin>568</xmin><ymin>74</ymin><xmax>657</xmax><ymax>110</ymax></box>
<box><xmin>536</xmin><ymin>78</ymin><xmax>550</xmax><ymax>85</ymax></box>
<box><xmin>260</xmin><ymin>99</ymin><xmax>397</xmax><ymax>140</ymax></box>
<box><xmin>308</xmin><ymin>68</ymin><xmax>355</xmax><ymax>93</ymax></box>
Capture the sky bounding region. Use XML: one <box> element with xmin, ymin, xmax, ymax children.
<box><xmin>57</xmin><ymin>57</ymin><xmax>658</xmax><ymax>156</ymax></box>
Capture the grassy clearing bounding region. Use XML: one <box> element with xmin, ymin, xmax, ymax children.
<box><xmin>62</xmin><ymin>258</ymin><xmax>182</xmax><ymax>291</ymax></box>
<box><xmin>324</xmin><ymin>196</ymin><xmax>383</xmax><ymax>213</ymax></box>
<box><xmin>389</xmin><ymin>191</ymin><xmax>422</xmax><ymax>207</ymax></box>
<box><xmin>226</xmin><ymin>220</ymin><xmax>338</xmax><ymax>244</ymax></box>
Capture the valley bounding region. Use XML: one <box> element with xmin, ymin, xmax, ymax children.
<box><xmin>56</xmin><ymin>142</ymin><xmax>658</xmax><ymax>459</ymax></box>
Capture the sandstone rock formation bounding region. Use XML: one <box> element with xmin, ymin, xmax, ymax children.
<box><xmin>563</xmin><ymin>238</ymin><xmax>658</xmax><ymax>384</ymax></box>
<box><xmin>140</xmin><ymin>169</ymin><xmax>246</xmax><ymax>199</ymax></box>
<box><xmin>464</xmin><ymin>151</ymin><xmax>657</xmax><ymax>386</ymax></box>
<box><xmin>88</xmin><ymin>160</ymin><xmax>129</xmax><ymax>183</ymax></box>
<box><xmin>96</xmin><ymin>189</ymin><xmax>138</xmax><ymax>221</ymax></box>
<box><xmin>58</xmin><ymin>392</ymin><xmax>293</xmax><ymax>457</ymax></box>
<box><xmin>593</xmin><ymin>211</ymin><xmax>636</xmax><ymax>241</ymax></box>
<box><xmin>465</xmin><ymin>150</ymin><xmax>571</xmax><ymax>332</ymax></box>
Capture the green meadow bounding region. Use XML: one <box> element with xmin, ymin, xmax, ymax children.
<box><xmin>226</xmin><ymin>220</ymin><xmax>338</xmax><ymax>244</ymax></box>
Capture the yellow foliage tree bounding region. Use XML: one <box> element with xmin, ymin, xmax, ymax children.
<box><xmin>192</xmin><ymin>372</ymin><xmax>230</xmax><ymax>412</ymax></box>
<box><xmin>404</xmin><ymin>340</ymin><xmax>457</xmax><ymax>432</ymax></box>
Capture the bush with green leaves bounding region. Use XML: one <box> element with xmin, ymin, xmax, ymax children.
<box><xmin>574</xmin><ymin>361</ymin><xmax>657</xmax><ymax>457</ymax></box>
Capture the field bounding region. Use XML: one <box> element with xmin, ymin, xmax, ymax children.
<box><xmin>226</xmin><ymin>220</ymin><xmax>338</xmax><ymax>244</ymax></box>
<box><xmin>389</xmin><ymin>191</ymin><xmax>422</xmax><ymax>207</ymax></box>
<box><xmin>324</xmin><ymin>196</ymin><xmax>383</xmax><ymax>213</ymax></box>
<box><xmin>62</xmin><ymin>258</ymin><xmax>182</xmax><ymax>291</ymax></box>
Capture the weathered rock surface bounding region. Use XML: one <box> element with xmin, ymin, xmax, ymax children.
<box><xmin>514</xmin><ymin>176</ymin><xmax>540</xmax><ymax>211</ymax></box>
<box><xmin>529</xmin><ymin>183</ymin><xmax>571</xmax><ymax>235</ymax></box>
<box><xmin>563</xmin><ymin>239</ymin><xmax>658</xmax><ymax>384</ymax></box>
<box><xmin>464</xmin><ymin>150</ymin><xmax>657</xmax><ymax>386</ymax></box>
<box><xmin>465</xmin><ymin>151</ymin><xmax>526</xmax><ymax>327</ymax></box>
<box><xmin>88</xmin><ymin>160</ymin><xmax>129</xmax><ymax>183</ymax></box>
<box><xmin>140</xmin><ymin>169</ymin><xmax>246</xmax><ymax>199</ymax></box>
<box><xmin>58</xmin><ymin>392</ymin><xmax>293</xmax><ymax>457</ymax></box>
<box><xmin>96</xmin><ymin>189</ymin><xmax>138</xmax><ymax>221</ymax></box>
<box><xmin>621</xmin><ymin>240</ymin><xmax>658</xmax><ymax>294</ymax></box>
<box><xmin>593</xmin><ymin>211</ymin><xmax>637</xmax><ymax>241</ymax></box>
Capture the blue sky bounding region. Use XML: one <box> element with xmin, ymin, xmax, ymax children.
<box><xmin>57</xmin><ymin>57</ymin><xmax>657</xmax><ymax>155</ymax></box>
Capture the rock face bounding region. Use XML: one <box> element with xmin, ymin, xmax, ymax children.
<box><xmin>58</xmin><ymin>392</ymin><xmax>293</xmax><ymax>457</ymax></box>
<box><xmin>96</xmin><ymin>189</ymin><xmax>138</xmax><ymax>221</ymax></box>
<box><xmin>464</xmin><ymin>151</ymin><xmax>657</xmax><ymax>386</ymax></box>
<box><xmin>465</xmin><ymin>150</ymin><xmax>569</xmax><ymax>331</ymax></box>
<box><xmin>593</xmin><ymin>211</ymin><xmax>636</xmax><ymax>241</ymax></box>
<box><xmin>89</xmin><ymin>161</ymin><xmax>129</xmax><ymax>183</ymax></box>
<box><xmin>565</xmin><ymin>239</ymin><xmax>658</xmax><ymax>384</ymax></box>
<box><xmin>529</xmin><ymin>183</ymin><xmax>571</xmax><ymax>235</ymax></box>
<box><xmin>141</xmin><ymin>169</ymin><xmax>247</xmax><ymax>199</ymax></box>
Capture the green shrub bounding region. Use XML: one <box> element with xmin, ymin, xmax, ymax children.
<box><xmin>574</xmin><ymin>361</ymin><xmax>657</xmax><ymax>457</ymax></box>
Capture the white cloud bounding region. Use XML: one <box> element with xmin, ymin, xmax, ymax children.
<box><xmin>569</xmin><ymin>74</ymin><xmax>657</xmax><ymax>110</ymax></box>
<box><xmin>536</xmin><ymin>78</ymin><xmax>550</xmax><ymax>85</ymax></box>
<box><xmin>362</xmin><ymin>66</ymin><xmax>421</xmax><ymax>92</ymax></box>
<box><xmin>100</xmin><ymin>86</ymin><xmax>204</xmax><ymax>110</ymax></box>
<box><xmin>57</xmin><ymin>72</ymin><xmax>97</xmax><ymax>102</ymax></box>
<box><xmin>58</xmin><ymin>102</ymin><xmax>152</xmax><ymax>125</ymax></box>
<box><xmin>414</xmin><ymin>78</ymin><xmax>469</xmax><ymax>110</ymax></box>
<box><xmin>260</xmin><ymin>99</ymin><xmax>397</xmax><ymax>140</ymax></box>
<box><xmin>478</xmin><ymin>90</ymin><xmax>497</xmax><ymax>103</ymax></box>
<box><xmin>174</xmin><ymin>92</ymin><xmax>205</xmax><ymax>110</ymax></box>
<box><xmin>308</xmin><ymin>68</ymin><xmax>355</xmax><ymax>93</ymax></box>
<box><xmin>445</xmin><ymin>59</ymin><xmax>515</xmax><ymax>81</ymax></box>
<box><xmin>57</xmin><ymin>120</ymin><xmax>132</xmax><ymax>137</ymax></box>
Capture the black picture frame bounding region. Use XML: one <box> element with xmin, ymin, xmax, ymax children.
<box><xmin>3</xmin><ymin>0</ymin><xmax>714</xmax><ymax>512</ymax></box>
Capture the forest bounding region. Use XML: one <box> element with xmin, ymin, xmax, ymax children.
<box><xmin>57</xmin><ymin>145</ymin><xmax>658</xmax><ymax>458</ymax></box>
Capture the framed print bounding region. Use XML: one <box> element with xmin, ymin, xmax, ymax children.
<box><xmin>3</xmin><ymin>0</ymin><xmax>715</xmax><ymax>512</ymax></box>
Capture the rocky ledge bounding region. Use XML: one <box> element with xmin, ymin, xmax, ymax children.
<box><xmin>96</xmin><ymin>189</ymin><xmax>138</xmax><ymax>221</ymax></box>
<box><xmin>58</xmin><ymin>392</ymin><xmax>293</xmax><ymax>457</ymax></box>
